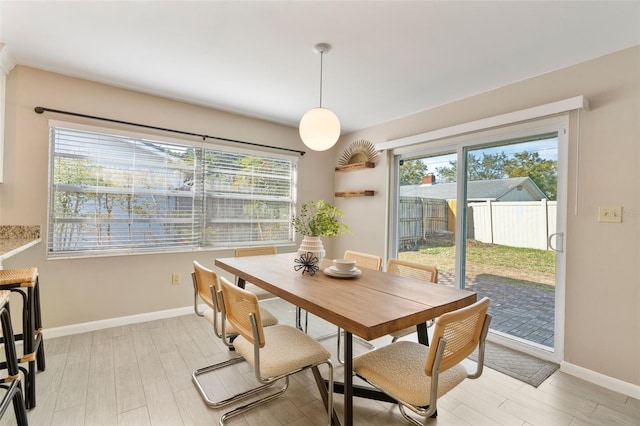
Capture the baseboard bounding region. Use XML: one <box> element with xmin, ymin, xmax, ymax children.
<box><xmin>561</xmin><ymin>361</ymin><xmax>640</xmax><ymax>400</ymax></box>
<box><xmin>42</xmin><ymin>305</ymin><xmax>198</xmax><ymax>339</ymax></box>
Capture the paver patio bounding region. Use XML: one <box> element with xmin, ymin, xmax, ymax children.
<box><xmin>438</xmin><ymin>271</ymin><xmax>555</xmax><ymax>347</ymax></box>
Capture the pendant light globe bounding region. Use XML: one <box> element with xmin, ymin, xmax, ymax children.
<box><xmin>299</xmin><ymin>107</ymin><xmax>341</xmax><ymax>151</ymax></box>
<box><xmin>299</xmin><ymin>43</ymin><xmax>341</xmax><ymax>151</ymax></box>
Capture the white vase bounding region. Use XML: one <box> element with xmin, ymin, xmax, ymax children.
<box><xmin>298</xmin><ymin>235</ymin><xmax>325</xmax><ymax>265</ymax></box>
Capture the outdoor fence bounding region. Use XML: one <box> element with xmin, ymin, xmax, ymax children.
<box><xmin>468</xmin><ymin>199</ymin><xmax>556</xmax><ymax>250</ymax></box>
<box><xmin>398</xmin><ymin>197</ymin><xmax>450</xmax><ymax>247</ymax></box>
<box><xmin>399</xmin><ymin>197</ymin><xmax>557</xmax><ymax>251</ymax></box>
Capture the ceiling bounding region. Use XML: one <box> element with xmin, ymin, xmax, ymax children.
<box><xmin>1</xmin><ymin>1</ymin><xmax>639</xmax><ymax>134</ymax></box>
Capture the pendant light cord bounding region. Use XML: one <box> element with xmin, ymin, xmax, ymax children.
<box><xmin>318</xmin><ymin>51</ymin><xmax>324</xmax><ymax>108</ymax></box>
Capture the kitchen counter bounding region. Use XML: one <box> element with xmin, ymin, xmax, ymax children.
<box><xmin>0</xmin><ymin>226</ymin><xmax>41</xmax><ymax>263</ymax></box>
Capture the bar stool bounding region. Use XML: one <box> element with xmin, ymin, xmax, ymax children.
<box><xmin>0</xmin><ymin>290</ymin><xmax>28</xmax><ymax>425</ymax></box>
<box><xmin>0</xmin><ymin>267</ymin><xmax>45</xmax><ymax>409</ymax></box>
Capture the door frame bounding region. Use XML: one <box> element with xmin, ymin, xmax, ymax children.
<box><xmin>389</xmin><ymin>114</ymin><xmax>569</xmax><ymax>363</ymax></box>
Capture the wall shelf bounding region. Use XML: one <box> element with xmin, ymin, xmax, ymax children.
<box><xmin>334</xmin><ymin>162</ymin><xmax>375</xmax><ymax>172</ymax></box>
<box><xmin>335</xmin><ymin>190</ymin><xmax>374</xmax><ymax>198</ymax></box>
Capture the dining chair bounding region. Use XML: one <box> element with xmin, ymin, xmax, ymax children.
<box><xmin>191</xmin><ymin>261</ymin><xmax>280</xmax><ymax>408</ymax></box>
<box><xmin>218</xmin><ymin>277</ymin><xmax>334</xmax><ymax>425</ymax></box>
<box><xmin>234</xmin><ymin>246</ymin><xmax>278</xmax><ymax>300</ymax></box>
<box><xmin>235</xmin><ymin>245</ymin><xmax>311</xmax><ymax>332</ymax></box>
<box><xmin>333</xmin><ymin>250</ymin><xmax>382</xmax><ymax>362</ymax></box>
<box><xmin>386</xmin><ymin>258</ymin><xmax>438</xmax><ymax>342</ymax></box>
<box><xmin>353</xmin><ymin>297</ymin><xmax>491</xmax><ymax>425</ymax></box>
<box><xmin>344</xmin><ymin>250</ymin><xmax>383</xmax><ymax>271</ymax></box>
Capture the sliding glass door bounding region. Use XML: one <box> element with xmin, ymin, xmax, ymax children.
<box><xmin>391</xmin><ymin>117</ymin><xmax>567</xmax><ymax>361</ymax></box>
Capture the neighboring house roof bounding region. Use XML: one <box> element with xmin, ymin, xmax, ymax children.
<box><xmin>400</xmin><ymin>177</ymin><xmax>548</xmax><ymax>201</ymax></box>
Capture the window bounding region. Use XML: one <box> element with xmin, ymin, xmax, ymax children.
<box><xmin>47</xmin><ymin>122</ymin><xmax>297</xmax><ymax>258</ymax></box>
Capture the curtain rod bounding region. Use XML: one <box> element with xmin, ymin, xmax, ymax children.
<box><xmin>34</xmin><ymin>106</ymin><xmax>306</xmax><ymax>156</ymax></box>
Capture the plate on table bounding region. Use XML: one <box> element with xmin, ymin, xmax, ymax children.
<box><xmin>323</xmin><ymin>266</ymin><xmax>362</xmax><ymax>278</ymax></box>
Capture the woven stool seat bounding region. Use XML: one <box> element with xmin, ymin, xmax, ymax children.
<box><xmin>0</xmin><ymin>266</ymin><xmax>45</xmax><ymax>409</ymax></box>
<box><xmin>0</xmin><ymin>268</ymin><xmax>38</xmax><ymax>287</ymax></box>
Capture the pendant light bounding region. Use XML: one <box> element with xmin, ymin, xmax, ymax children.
<box><xmin>299</xmin><ymin>43</ymin><xmax>341</xmax><ymax>151</ymax></box>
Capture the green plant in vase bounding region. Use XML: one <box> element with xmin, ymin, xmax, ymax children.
<box><xmin>293</xmin><ymin>200</ymin><xmax>350</xmax><ymax>265</ymax></box>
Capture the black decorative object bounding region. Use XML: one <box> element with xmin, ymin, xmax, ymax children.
<box><xmin>294</xmin><ymin>252</ymin><xmax>319</xmax><ymax>276</ymax></box>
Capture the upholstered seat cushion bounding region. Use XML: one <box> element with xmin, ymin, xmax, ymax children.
<box><xmin>203</xmin><ymin>306</ymin><xmax>278</xmax><ymax>336</ymax></box>
<box><xmin>233</xmin><ymin>325</ymin><xmax>331</xmax><ymax>377</ymax></box>
<box><xmin>244</xmin><ymin>283</ymin><xmax>275</xmax><ymax>300</ymax></box>
<box><xmin>353</xmin><ymin>340</ymin><xmax>467</xmax><ymax>407</ymax></box>
<box><xmin>389</xmin><ymin>326</ymin><xmax>414</xmax><ymax>339</ymax></box>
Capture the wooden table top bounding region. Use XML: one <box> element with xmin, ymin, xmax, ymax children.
<box><xmin>215</xmin><ymin>252</ymin><xmax>476</xmax><ymax>341</ymax></box>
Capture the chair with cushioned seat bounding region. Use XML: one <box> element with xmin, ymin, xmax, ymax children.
<box><xmin>234</xmin><ymin>246</ymin><xmax>277</xmax><ymax>300</ymax></box>
<box><xmin>0</xmin><ymin>267</ymin><xmax>45</xmax><ymax>410</ymax></box>
<box><xmin>235</xmin><ymin>246</ymin><xmax>310</xmax><ymax>331</ymax></box>
<box><xmin>218</xmin><ymin>276</ymin><xmax>333</xmax><ymax>425</ymax></box>
<box><xmin>344</xmin><ymin>250</ymin><xmax>382</xmax><ymax>271</ymax></box>
<box><xmin>191</xmin><ymin>261</ymin><xmax>279</xmax><ymax>408</ymax></box>
<box><xmin>353</xmin><ymin>297</ymin><xmax>491</xmax><ymax>425</ymax></box>
<box><xmin>386</xmin><ymin>258</ymin><xmax>438</xmax><ymax>342</ymax></box>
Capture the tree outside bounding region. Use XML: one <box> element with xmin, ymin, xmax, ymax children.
<box><xmin>435</xmin><ymin>151</ymin><xmax>557</xmax><ymax>200</ymax></box>
<box><xmin>399</xmin><ymin>159</ymin><xmax>429</xmax><ymax>185</ymax></box>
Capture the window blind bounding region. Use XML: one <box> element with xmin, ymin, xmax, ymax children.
<box><xmin>47</xmin><ymin>124</ymin><xmax>297</xmax><ymax>258</ymax></box>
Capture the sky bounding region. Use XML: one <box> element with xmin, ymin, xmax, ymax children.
<box><xmin>419</xmin><ymin>137</ymin><xmax>558</xmax><ymax>178</ymax></box>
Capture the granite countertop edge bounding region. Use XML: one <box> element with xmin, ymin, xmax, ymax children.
<box><xmin>0</xmin><ymin>226</ymin><xmax>41</xmax><ymax>261</ymax></box>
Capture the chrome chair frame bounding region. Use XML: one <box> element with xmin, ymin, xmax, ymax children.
<box><xmin>190</xmin><ymin>262</ymin><xmax>279</xmax><ymax>408</ymax></box>
<box><xmin>218</xmin><ymin>278</ymin><xmax>334</xmax><ymax>426</ymax></box>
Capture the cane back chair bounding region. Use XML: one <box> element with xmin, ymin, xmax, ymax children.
<box><xmin>353</xmin><ymin>297</ymin><xmax>491</xmax><ymax>425</ymax></box>
<box><xmin>218</xmin><ymin>277</ymin><xmax>334</xmax><ymax>425</ymax></box>
<box><xmin>331</xmin><ymin>250</ymin><xmax>382</xmax><ymax>362</ymax></box>
<box><xmin>386</xmin><ymin>258</ymin><xmax>439</xmax><ymax>342</ymax></box>
<box><xmin>191</xmin><ymin>261</ymin><xmax>279</xmax><ymax>408</ymax></box>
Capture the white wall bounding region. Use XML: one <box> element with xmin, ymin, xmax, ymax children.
<box><xmin>334</xmin><ymin>46</ymin><xmax>640</xmax><ymax>389</ymax></box>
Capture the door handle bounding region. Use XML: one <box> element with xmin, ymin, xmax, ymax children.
<box><xmin>548</xmin><ymin>232</ymin><xmax>564</xmax><ymax>252</ymax></box>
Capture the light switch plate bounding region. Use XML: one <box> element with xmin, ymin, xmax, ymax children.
<box><xmin>598</xmin><ymin>206</ymin><xmax>623</xmax><ymax>223</ymax></box>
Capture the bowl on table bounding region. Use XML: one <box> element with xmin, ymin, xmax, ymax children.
<box><xmin>333</xmin><ymin>259</ymin><xmax>357</xmax><ymax>272</ymax></box>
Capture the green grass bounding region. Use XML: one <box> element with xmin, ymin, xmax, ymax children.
<box><xmin>418</xmin><ymin>241</ymin><xmax>555</xmax><ymax>275</ymax></box>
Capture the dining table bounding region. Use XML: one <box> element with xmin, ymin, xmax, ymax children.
<box><xmin>215</xmin><ymin>252</ymin><xmax>476</xmax><ymax>426</ymax></box>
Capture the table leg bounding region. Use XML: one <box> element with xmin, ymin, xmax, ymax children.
<box><xmin>417</xmin><ymin>322</ymin><xmax>429</xmax><ymax>346</ymax></box>
<box><xmin>311</xmin><ymin>366</ymin><xmax>341</xmax><ymax>426</ymax></box>
<box><xmin>236</xmin><ymin>277</ymin><xmax>246</xmax><ymax>289</ymax></box>
<box><xmin>344</xmin><ymin>331</ymin><xmax>353</xmax><ymax>426</ymax></box>
<box><xmin>295</xmin><ymin>306</ymin><xmax>303</xmax><ymax>331</ymax></box>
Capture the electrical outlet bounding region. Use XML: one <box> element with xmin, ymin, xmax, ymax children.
<box><xmin>598</xmin><ymin>206</ymin><xmax>623</xmax><ymax>223</ymax></box>
<box><xmin>171</xmin><ymin>273</ymin><xmax>181</xmax><ymax>285</ymax></box>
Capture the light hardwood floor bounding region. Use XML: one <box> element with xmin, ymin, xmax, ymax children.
<box><xmin>2</xmin><ymin>298</ymin><xmax>638</xmax><ymax>426</ymax></box>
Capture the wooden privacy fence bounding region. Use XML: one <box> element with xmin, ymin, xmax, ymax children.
<box><xmin>398</xmin><ymin>197</ymin><xmax>450</xmax><ymax>247</ymax></box>
<box><xmin>399</xmin><ymin>197</ymin><xmax>557</xmax><ymax>251</ymax></box>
